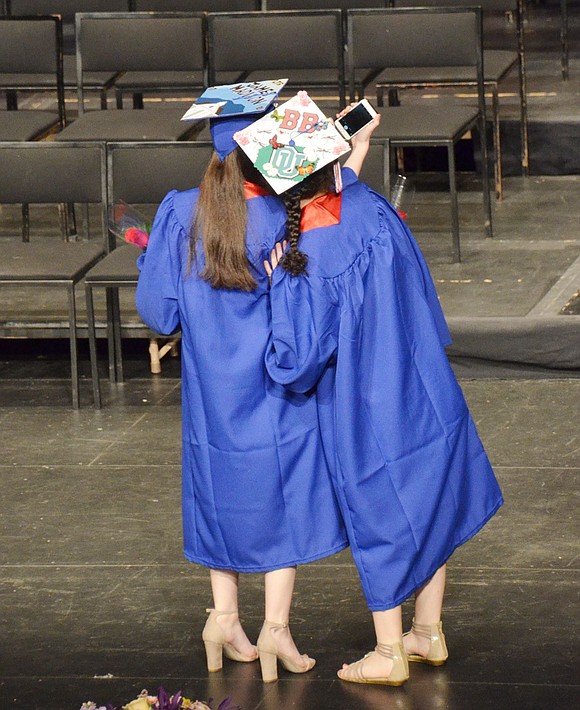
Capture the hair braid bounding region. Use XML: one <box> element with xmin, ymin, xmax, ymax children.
<box><xmin>279</xmin><ymin>163</ymin><xmax>337</xmax><ymax>277</ymax></box>
<box><xmin>280</xmin><ymin>182</ymin><xmax>311</xmax><ymax>276</ymax></box>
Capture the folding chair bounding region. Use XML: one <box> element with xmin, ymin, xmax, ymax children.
<box><xmin>0</xmin><ymin>142</ymin><xmax>107</xmax><ymax>408</ymax></box>
<box><xmin>56</xmin><ymin>13</ymin><xmax>204</xmax><ymax>141</ymax></box>
<box><xmin>347</xmin><ymin>7</ymin><xmax>493</xmax><ymax>263</ymax></box>
<box><xmin>7</xmin><ymin>1</ymin><xmax>129</xmax><ymax>107</ymax></box>
<box><xmin>207</xmin><ymin>9</ymin><xmax>346</xmax><ymax>106</ymax></box>
<box><xmin>0</xmin><ymin>15</ymin><xmax>65</xmax><ymax>138</ymax></box>
<box><xmin>112</xmin><ymin>11</ymin><xmax>207</xmax><ymax>109</ymax></box>
<box><xmin>385</xmin><ymin>0</ymin><xmax>528</xmax><ymax>201</ymax></box>
<box><xmin>86</xmin><ymin>140</ymin><xmax>213</xmax><ymax>408</ymax></box>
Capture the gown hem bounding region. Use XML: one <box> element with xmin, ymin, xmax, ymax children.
<box><xmin>366</xmin><ymin>494</ymin><xmax>504</xmax><ymax>611</ymax></box>
<box><xmin>183</xmin><ymin>540</ymin><xmax>349</xmax><ymax>574</ymax></box>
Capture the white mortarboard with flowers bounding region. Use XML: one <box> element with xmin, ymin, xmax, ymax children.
<box><xmin>233</xmin><ymin>91</ymin><xmax>350</xmax><ymax>194</ymax></box>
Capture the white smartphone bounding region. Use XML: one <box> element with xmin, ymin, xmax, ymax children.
<box><xmin>335</xmin><ymin>99</ymin><xmax>378</xmax><ymax>140</ymax></box>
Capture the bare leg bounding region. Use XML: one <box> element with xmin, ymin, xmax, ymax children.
<box><xmin>403</xmin><ymin>564</ymin><xmax>446</xmax><ymax>658</ymax></box>
<box><xmin>338</xmin><ymin>606</ymin><xmax>404</xmax><ymax>680</ymax></box>
<box><xmin>209</xmin><ymin>568</ymin><xmax>256</xmax><ymax>657</ymax></box>
<box><xmin>263</xmin><ymin>567</ymin><xmax>310</xmax><ymax>668</ymax></box>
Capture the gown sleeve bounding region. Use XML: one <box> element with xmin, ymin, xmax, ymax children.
<box><xmin>136</xmin><ymin>190</ymin><xmax>185</xmax><ymax>336</ymax></box>
<box><xmin>265</xmin><ymin>269</ymin><xmax>339</xmax><ymax>394</ymax></box>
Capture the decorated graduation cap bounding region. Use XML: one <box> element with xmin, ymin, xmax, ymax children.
<box><xmin>233</xmin><ymin>91</ymin><xmax>350</xmax><ymax>194</ymax></box>
<box><xmin>181</xmin><ymin>78</ymin><xmax>288</xmax><ymax>161</ymax></box>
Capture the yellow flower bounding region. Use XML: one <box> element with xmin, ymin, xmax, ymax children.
<box><xmin>122</xmin><ymin>699</ymin><xmax>151</xmax><ymax>710</ymax></box>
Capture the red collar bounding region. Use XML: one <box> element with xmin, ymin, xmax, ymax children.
<box><xmin>300</xmin><ymin>192</ymin><xmax>342</xmax><ymax>232</ymax></box>
<box><xmin>243</xmin><ymin>181</ymin><xmax>342</xmax><ymax>231</ymax></box>
<box><xmin>243</xmin><ymin>181</ymin><xmax>270</xmax><ymax>200</ymax></box>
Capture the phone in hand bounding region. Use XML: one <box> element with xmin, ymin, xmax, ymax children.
<box><xmin>335</xmin><ymin>99</ymin><xmax>378</xmax><ymax>140</ymax></box>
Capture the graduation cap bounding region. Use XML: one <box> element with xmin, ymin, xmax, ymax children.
<box><xmin>181</xmin><ymin>79</ymin><xmax>288</xmax><ymax>161</ymax></box>
<box><xmin>233</xmin><ymin>91</ymin><xmax>350</xmax><ymax>194</ymax></box>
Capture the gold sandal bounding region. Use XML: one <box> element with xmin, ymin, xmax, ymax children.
<box><xmin>337</xmin><ymin>641</ymin><xmax>409</xmax><ymax>686</ymax></box>
<box><xmin>404</xmin><ymin>619</ymin><xmax>448</xmax><ymax>666</ymax></box>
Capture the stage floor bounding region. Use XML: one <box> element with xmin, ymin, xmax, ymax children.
<box><xmin>0</xmin><ymin>375</ymin><xmax>578</xmax><ymax>709</ymax></box>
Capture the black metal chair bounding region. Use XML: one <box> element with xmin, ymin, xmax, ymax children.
<box><xmin>86</xmin><ymin>140</ymin><xmax>213</xmax><ymax>408</ymax></box>
<box><xmin>347</xmin><ymin>6</ymin><xmax>493</xmax><ymax>263</ymax></box>
<box><xmin>0</xmin><ymin>15</ymin><xmax>65</xmax><ymax>138</ymax></box>
<box><xmin>207</xmin><ymin>9</ymin><xmax>346</xmax><ymax>106</ymax></box>
<box><xmin>112</xmin><ymin>11</ymin><xmax>207</xmax><ymax>109</ymax></box>
<box><xmin>6</xmin><ymin>1</ymin><xmax>128</xmax><ymax>107</ymax></box>
<box><xmin>384</xmin><ymin>0</ymin><xmax>528</xmax><ymax>201</ymax></box>
<box><xmin>0</xmin><ymin>142</ymin><xmax>107</xmax><ymax>408</ymax></box>
<box><xmin>55</xmin><ymin>12</ymin><xmax>204</xmax><ymax>142</ymax></box>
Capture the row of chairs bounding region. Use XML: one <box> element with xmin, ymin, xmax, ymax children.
<box><xmin>1</xmin><ymin>3</ymin><xmax>528</xmax><ymax>200</ymax></box>
<box><xmin>1</xmin><ymin>8</ymin><xmax>495</xmax><ymax>260</ymax></box>
<box><xmin>0</xmin><ymin>141</ymin><xmax>213</xmax><ymax>409</ymax></box>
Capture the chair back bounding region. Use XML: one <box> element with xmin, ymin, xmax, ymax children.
<box><xmin>207</xmin><ymin>9</ymin><xmax>344</xmax><ymax>102</ymax></box>
<box><xmin>107</xmin><ymin>141</ymin><xmax>213</xmax><ymax>206</ymax></box>
<box><xmin>391</xmin><ymin>0</ymin><xmax>523</xmax><ymax>50</ymax></box>
<box><xmin>347</xmin><ymin>7</ymin><xmax>484</xmax><ymax>102</ymax></box>
<box><xmin>0</xmin><ymin>15</ymin><xmax>62</xmax><ymax>73</ymax></box>
<box><xmin>134</xmin><ymin>1</ymin><xmax>259</xmax><ymax>9</ymax></box>
<box><xmin>0</xmin><ymin>16</ymin><xmax>65</xmax><ymax>126</ymax></box>
<box><xmin>0</xmin><ymin>142</ymin><xmax>106</xmax><ymax>204</ymax></box>
<box><xmin>76</xmin><ymin>12</ymin><xmax>206</xmax><ymax>110</ymax></box>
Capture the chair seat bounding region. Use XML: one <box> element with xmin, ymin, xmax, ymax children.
<box><xmin>0</xmin><ymin>243</ymin><xmax>104</xmax><ymax>281</ymax></box>
<box><xmin>114</xmin><ymin>70</ymin><xmax>205</xmax><ymax>91</ymax></box>
<box><xmin>372</xmin><ymin>105</ymin><xmax>479</xmax><ymax>143</ymax></box>
<box><xmin>55</xmin><ymin>107</ymin><xmax>196</xmax><ymax>141</ymax></box>
<box><xmin>233</xmin><ymin>69</ymin><xmax>343</xmax><ymax>92</ymax></box>
<box><xmin>0</xmin><ymin>56</ymin><xmax>117</xmax><ymax>90</ymax></box>
<box><xmin>85</xmin><ymin>244</ymin><xmax>141</xmax><ymax>284</ymax></box>
<box><xmin>373</xmin><ymin>50</ymin><xmax>517</xmax><ymax>87</ymax></box>
<box><xmin>0</xmin><ymin>111</ymin><xmax>60</xmax><ymax>140</ymax></box>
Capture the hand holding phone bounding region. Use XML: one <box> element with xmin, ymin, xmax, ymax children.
<box><xmin>335</xmin><ymin>99</ymin><xmax>378</xmax><ymax>141</ymax></box>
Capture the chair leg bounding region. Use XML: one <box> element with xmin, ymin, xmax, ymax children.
<box><xmin>518</xmin><ymin>0</ymin><xmax>530</xmax><ymax>175</ymax></box>
<box><xmin>85</xmin><ymin>283</ymin><xmax>102</xmax><ymax>409</ymax></box>
<box><xmin>112</xmin><ymin>288</ymin><xmax>124</xmax><ymax>383</ymax></box>
<box><xmin>133</xmin><ymin>92</ymin><xmax>144</xmax><ymax>110</ymax></box>
<box><xmin>105</xmin><ymin>289</ymin><xmax>116</xmax><ymax>383</ymax></box>
<box><xmin>561</xmin><ymin>0</ymin><xmax>569</xmax><ymax>80</ymax></box>
<box><xmin>100</xmin><ymin>88</ymin><xmax>108</xmax><ymax>110</ymax></box>
<box><xmin>478</xmin><ymin>115</ymin><xmax>494</xmax><ymax>239</ymax></box>
<box><xmin>6</xmin><ymin>90</ymin><xmax>17</xmax><ymax>110</ymax></box>
<box><xmin>382</xmin><ymin>141</ymin><xmax>392</xmax><ymax>200</ymax></box>
<box><xmin>115</xmin><ymin>89</ymin><xmax>123</xmax><ymax>110</ymax></box>
<box><xmin>491</xmin><ymin>87</ymin><xmax>503</xmax><ymax>201</ymax></box>
<box><xmin>447</xmin><ymin>143</ymin><xmax>461</xmax><ymax>264</ymax></box>
<box><xmin>67</xmin><ymin>284</ymin><xmax>80</xmax><ymax>409</ymax></box>
<box><xmin>21</xmin><ymin>204</ymin><xmax>30</xmax><ymax>242</ymax></box>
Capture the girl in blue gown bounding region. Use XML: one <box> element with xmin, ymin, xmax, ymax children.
<box><xmin>136</xmin><ymin>112</ymin><xmax>348</xmax><ymax>682</ymax></box>
<box><xmin>264</xmin><ymin>109</ymin><xmax>504</xmax><ymax>686</ymax></box>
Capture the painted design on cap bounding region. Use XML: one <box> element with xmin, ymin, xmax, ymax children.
<box><xmin>233</xmin><ymin>91</ymin><xmax>350</xmax><ymax>194</ymax></box>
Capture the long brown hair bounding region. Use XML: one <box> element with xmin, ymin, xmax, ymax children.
<box><xmin>190</xmin><ymin>149</ymin><xmax>271</xmax><ymax>291</ymax></box>
<box><xmin>190</xmin><ymin>150</ymin><xmax>336</xmax><ymax>288</ymax></box>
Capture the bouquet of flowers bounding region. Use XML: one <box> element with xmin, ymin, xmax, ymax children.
<box><xmin>80</xmin><ymin>687</ymin><xmax>240</xmax><ymax>710</ymax></box>
<box><xmin>108</xmin><ymin>201</ymin><xmax>151</xmax><ymax>249</ymax></box>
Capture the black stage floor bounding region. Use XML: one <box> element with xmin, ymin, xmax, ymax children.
<box><xmin>0</xmin><ymin>374</ymin><xmax>578</xmax><ymax>709</ymax></box>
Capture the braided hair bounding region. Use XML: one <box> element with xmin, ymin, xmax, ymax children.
<box><xmin>280</xmin><ymin>163</ymin><xmax>337</xmax><ymax>277</ymax></box>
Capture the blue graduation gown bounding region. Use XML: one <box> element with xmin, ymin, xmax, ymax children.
<box><xmin>136</xmin><ymin>187</ymin><xmax>348</xmax><ymax>572</ymax></box>
<box><xmin>265</xmin><ymin>168</ymin><xmax>503</xmax><ymax>610</ymax></box>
